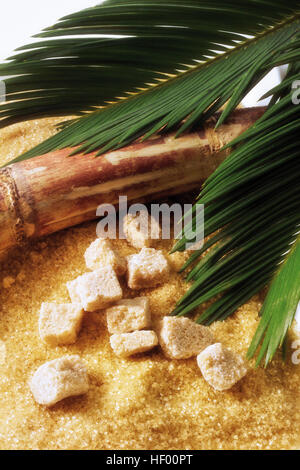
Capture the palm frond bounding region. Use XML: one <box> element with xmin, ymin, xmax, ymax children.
<box><xmin>1</xmin><ymin>1</ymin><xmax>300</xmax><ymax>366</ymax></box>
<box><xmin>172</xmin><ymin>76</ymin><xmax>300</xmax><ymax>365</ymax></box>
<box><xmin>2</xmin><ymin>6</ymin><xmax>300</xmax><ymax>166</ymax></box>
<box><xmin>0</xmin><ymin>1</ymin><xmax>299</xmax><ymax>128</ymax></box>
<box><xmin>247</xmin><ymin>233</ymin><xmax>300</xmax><ymax>366</ymax></box>
<box><xmin>4</xmin><ymin>0</ymin><xmax>295</xmax><ymax>127</ymax></box>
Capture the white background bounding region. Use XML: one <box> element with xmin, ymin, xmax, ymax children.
<box><xmin>0</xmin><ymin>0</ymin><xmax>99</xmax><ymax>61</ymax></box>
<box><xmin>0</xmin><ymin>0</ymin><xmax>283</xmax><ymax>107</ymax></box>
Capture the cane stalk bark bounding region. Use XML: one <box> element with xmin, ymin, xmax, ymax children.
<box><xmin>0</xmin><ymin>107</ymin><xmax>265</xmax><ymax>253</ymax></box>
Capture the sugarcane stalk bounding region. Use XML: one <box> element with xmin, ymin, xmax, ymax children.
<box><xmin>0</xmin><ymin>107</ymin><xmax>265</xmax><ymax>253</ymax></box>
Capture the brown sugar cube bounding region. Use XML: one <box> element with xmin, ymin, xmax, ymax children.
<box><xmin>197</xmin><ymin>343</ymin><xmax>248</xmax><ymax>391</ymax></box>
<box><xmin>29</xmin><ymin>355</ymin><xmax>89</xmax><ymax>406</ymax></box>
<box><xmin>67</xmin><ymin>267</ymin><xmax>122</xmax><ymax>312</ymax></box>
<box><xmin>84</xmin><ymin>238</ymin><xmax>126</xmax><ymax>276</ymax></box>
<box><xmin>123</xmin><ymin>211</ymin><xmax>161</xmax><ymax>249</ymax></box>
<box><xmin>66</xmin><ymin>278</ymin><xmax>82</xmax><ymax>304</ymax></box>
<box><xmin>127</xmin><ymin>248</ymin><xmax>170</xmax><ymax>290</ymax></box>
<box><xmin>110</xmin><ymin>330</ymin><xmax>158</xmax><ymax>358</ymax></box>
<box><xmin>106</xmin><ymin>297</ymin><xmax>151</xmax><ymax>334</ymax></box>
<box><xmin>157</xmin><ymin>316</ymin><xmax>214</xmax><ymax>359</ymax></box>
<box><xmin>39</xmin><ymin>303</ymin><xmax>84</xmax><ymax>346</ymax></box>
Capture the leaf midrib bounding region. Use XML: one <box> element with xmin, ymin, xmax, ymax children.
<box><xmin>74</xmin><ymin>12</ymin><xmax>300</xmax><ymax>117</ymax></box>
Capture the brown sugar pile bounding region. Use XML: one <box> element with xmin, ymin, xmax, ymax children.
<box><xmin>0</xmin><ymin>119</ymin><xmax>299</xmax><ymax>450</ymax></box>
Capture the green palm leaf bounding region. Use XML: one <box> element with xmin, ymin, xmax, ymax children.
<box><xmin>2</xmin><ymin>0</ymin><xmax>293</xmax><ymax>127</ymax></box>
<box><xmin>2</xmin><ymin>8</ymin><xmax>300</xmax><ymax>165</ymax></box>
<box><xmin>1</xmin><ymin>1</ymin><xmax>300</xmax><ymax>366</ymax></box>
<box><xmin>0</xmin><ymin>0</ymin><xmax>299</xmax><ymax>132</ymax></box>
<box><xmin>247</xmin><ymin>233</ymin><xmax>300</xmax><ymax>366</ymax></box>
<box><xmin>172</xmin><ymin>79</ymin><xmax>300</xmax><ymax>365</ymax></box>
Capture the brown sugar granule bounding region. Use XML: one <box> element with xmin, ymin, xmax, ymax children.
<box><xmin>0</xmin><ymin>119</ymin><xmax>299</xmax><ymax>450</ymax></box>
<box><xmin>2</xmin><ymin>276</ymin><xmax>15</xmax><ymax>289</ymax></box>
